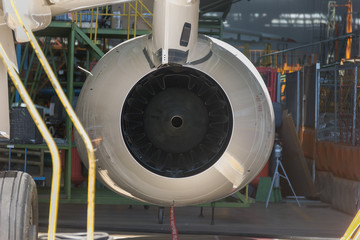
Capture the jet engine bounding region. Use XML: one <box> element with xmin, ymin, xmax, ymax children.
<box><xmin>75</xmin><ymin>0</ymin><xmax>275</xmax><ymax>207</ymax></box>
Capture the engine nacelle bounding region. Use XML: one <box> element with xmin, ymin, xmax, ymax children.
<box><xmin>75</xmin><ymin>33</ymin><xmax>275</xmax><ymax>206</ymax></box>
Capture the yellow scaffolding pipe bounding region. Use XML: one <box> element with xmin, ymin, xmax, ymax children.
<box><xmin>139</xmin><ymin>0</ymin><xmax>153</xmax><ymax>17</ymax></box>
<box><xmin>10</xmin><ymin>0</ymin><xmax>96</xmax><ymax>239</ymax></box>
<box><xmin>134</xmin><ymin>2</ymin><xmax>138</xmax><ymax>38</ymax></box>
<box><xmin>130</xmin><ymin>1</ymin><xmax>153</xmax><ymax>30</ymax></box>
<box><xmin>90</xmin><ymin>8</ymin><xmax>94</xmax><ymax>40</ymax></box>
<box><xmin>127</xmin><ymin>3</ymin><xmax>131</xmax><ymax>39</ymax></box>
<box><xmin>94</xmin><ymin>7</ymin><xmax>100</xmax><ymax>43</ymax></box>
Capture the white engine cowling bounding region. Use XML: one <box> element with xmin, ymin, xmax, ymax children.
<box><xmin>75</xmin><ymin>32</ymin><xmax>275</xmax><ymax>206</ymax></box>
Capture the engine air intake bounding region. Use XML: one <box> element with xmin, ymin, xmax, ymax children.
<box><xmin>121</xmin><ymin>66</ymin><xmax>233</xmax><ymax>178</ymax></box>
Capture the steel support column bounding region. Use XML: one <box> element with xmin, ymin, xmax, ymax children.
<box><xmin>334</xmin><ymin>69</ymin><xmax>338</xmax><ymax>141</ymax></box>
<box><xmin>296</xmin><ymin>70</ymin><xmax>301</xmax><ymax>134</ymax></box>
<box><xmin>315</xmin><ymin>63</ymin><xmax>321</xmax><ymax>135</ymax></box>
<box><xmin>65</xmin><ymin>23</ymin><xmax>76</xmax><ymax>199</ymax></box>
<box><xmin>352</xmin><ymin>66</ymin><xmax>358</xmax><ymax>145</ymax></box>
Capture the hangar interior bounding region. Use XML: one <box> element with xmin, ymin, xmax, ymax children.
<box><xmin>0</xmin><ymin>0</ymin><xmax>360</xmax><ymax>239</ymax></box>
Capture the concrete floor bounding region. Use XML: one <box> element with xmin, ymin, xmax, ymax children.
<box><xmin>38</xmin><ymin>199</ymin><xmax>353</xmax><ymax>240</ymax></box>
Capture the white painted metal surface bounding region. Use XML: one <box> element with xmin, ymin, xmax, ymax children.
<box><xmin>0</xmin><ymin>8</ymin><xmax>17</xmax><ymax>139</ymax></box>
<box><xmin>0</xmin><ymin>0</ymin><xmax>275</xmax><ymax>207</ymax></box>
<box><xmin>151</xmin><ymin>0</ymin><xmax>199</xmax><ymax>64</ymax></box>
<box><xmin>2</xmin><ymin>0</ymin><xmax>52</xmax><ymax>42</ymax></box>
<box><xmin>0</xmin><ymin>62</ymin><xmax>9</xmax><ymax>139</ymax></box>
<box><xmin>75</xmin><ymin>33</ymin><xmax>275</xmax><ymax>206</ymax></box>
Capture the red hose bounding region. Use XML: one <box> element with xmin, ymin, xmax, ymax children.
<box><xmin>170</xmin><ymin>206</ymin><xmax>179</xmax><ymax>240</ymax></box>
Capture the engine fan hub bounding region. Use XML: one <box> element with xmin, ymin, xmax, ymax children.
<box><xmin>144</xmin><ymin>88</ymin><xmax>209</xmax><ymax>154</ymax></box>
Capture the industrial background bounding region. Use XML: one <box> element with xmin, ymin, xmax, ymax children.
<box><xmin>0</xmin><ymin>0</ymin><xmax>360</xmax><ymax>239</ymax></box>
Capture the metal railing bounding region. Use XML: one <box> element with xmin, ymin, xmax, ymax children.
<box><xmin>5</xmin><ymin>1</ymin><xmax>97</xmax><ymax>239</ymax></box>
<box><xmin>316</xmin><ymin>63</ymin><xmax>360</xmax><ymax>145</ymax></box>
<box><xmin>70</xmin><ymin>1</ymin><xmax>153</xmax><ymax>42</ymax></box>
<box><xmin>239</xmin><ymin>47</ymin><xmax>317</xmax><ymax>73</ymax></box>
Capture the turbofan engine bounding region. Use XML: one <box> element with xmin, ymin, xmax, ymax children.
<box><xmin>75</xmin><ymin>0</ymin><xmax>274</xmax><ymax>206</ymax></box>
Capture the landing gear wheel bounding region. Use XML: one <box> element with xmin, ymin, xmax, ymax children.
<box><xmin>0</xmin><ymin>171</ymin><xmax>39</xmax><ymax>240</ymax></box>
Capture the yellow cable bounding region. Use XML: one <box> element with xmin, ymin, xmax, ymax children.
<box><xmin>10</xmin><ymin>1</ymin><xmax>97</xmax><ymax>239</ymax></box>
<box><xmin>0</xmin><ymin>44</ymin><xmax>61</xmax><ymax>240</ymax></box>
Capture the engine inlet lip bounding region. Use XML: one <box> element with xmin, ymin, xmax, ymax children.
<box><xmin>121</xmin><ymin>65</ymin><xmax>233</xmax><ymax>178</ymax></box>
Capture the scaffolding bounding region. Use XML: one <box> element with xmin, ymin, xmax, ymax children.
<box><xmin>323</xmin><ymin>0</ymin><xmax>356</xmax><ymax>64</ymax></box>
<box><xmin>317</xmin><ymin>63</ymin><xmax>360</xmax><ymax>145</ymax></box>
<box><xmin>241</xmin><ymin>47</ymin><xmax>316</xmax><ymax>73</ymax></box>
<box><xmin>327</xmin><ymin>1</ymin><xmax>337</xmax><ymax>63</ymax></box>
<box><xmin>70</xmin><ymin>1</ymin><xmax>153</xmax><ymax>41</ymax></box>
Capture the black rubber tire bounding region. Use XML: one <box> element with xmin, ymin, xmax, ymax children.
<box><xmin>0</xmin><ymin>171</ymin><xmax>38</xmax><ymax>240</ymax></box>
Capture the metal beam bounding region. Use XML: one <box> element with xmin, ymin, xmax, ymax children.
<box><xmin>73</xmin><ymin>24</ymin><xmax>104</xmax><ymax>59</ymax></box>
<box><xmin>259</xmin><ymin>33</ymin><xmax>356</xmax><ymax>59</ymax></box>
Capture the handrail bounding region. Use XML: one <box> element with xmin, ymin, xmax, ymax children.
<box><xmin>94</xmin><ymin>7</ymin><xmax>100</xmax><ymax>43</ymax></box>
<box><xmin>131</xmin><ymin>1</ymin><xmax>153</xmax><ymax>30</ymax></box>
<box><xmin>139</xmin><ymin>0</ymin><xmax>153</xmax><ymax>17</ymax></box>
<box><xmin>0</xmin><ymin>44</ymin><xmax>61</xmax><ymax>240</ymax></box>
<box><xmin>72</xmin><ymin>1</ymin><xmax>153</xmax><ymax>41</ymax></box>
<box><xmin>132</xmin><ymin>1</ymin><xmax>138</xmax><ymax>38</ymax></box>
<box><xmin>127</xmin><ymin>3</ymin><xmax>131</xmax><ymax>39</ymax></box>
<box><xmin>341</xmin><ymin>209</ymin><xmax>360</xmax><ymax>240</ymax></box>
<box><xmin>10</xmin><ymin>0</ymin><xmax>97</xmax><ymax>240</ymax></box>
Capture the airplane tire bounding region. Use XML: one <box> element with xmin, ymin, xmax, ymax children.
<box><xmin>0</xmin><ymin>171</ymin><xmax>38</xmax><ymax>240</ymax></box>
